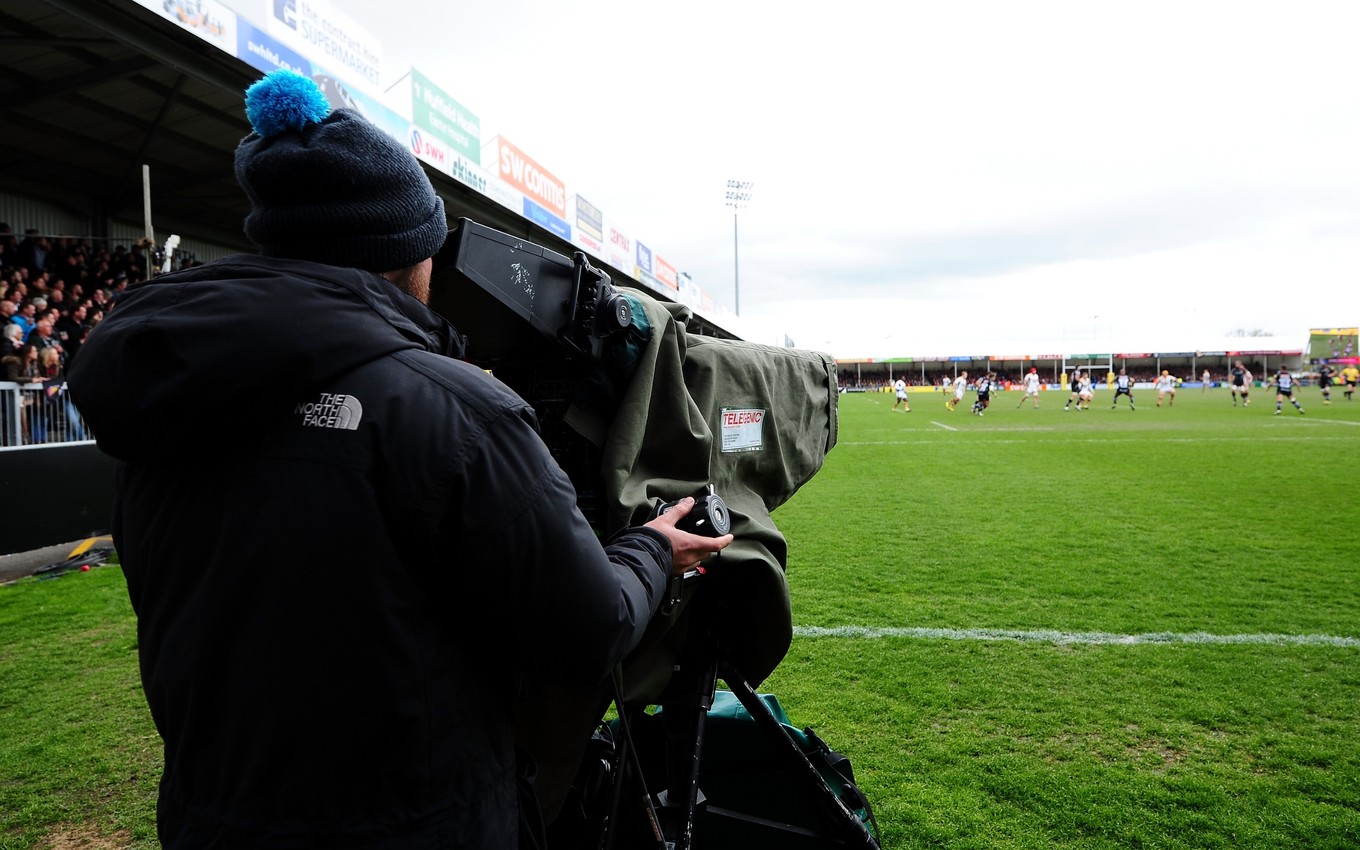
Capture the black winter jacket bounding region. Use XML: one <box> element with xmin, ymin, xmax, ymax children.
<box><xmin>67</xmin><ymin>255</ymin><xmax>672</xmax><ymax>849</ymax></box>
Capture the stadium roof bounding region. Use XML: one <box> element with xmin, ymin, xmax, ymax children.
<box><xmin>0</xmin><ymin>0</ymin><xmax>576</xmax><ymax>248</ymax></box>
<box><xmin>0</xmin><ymin>0</ymin><xmax>738</xmax><ymax>337</ymax></box>
<box><xmin>835</xmin><ymin>334</ymin><xmax>1306</xmax><ymax>365</ymax></box>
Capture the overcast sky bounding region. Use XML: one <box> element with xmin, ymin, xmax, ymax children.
<box><xmin>337</xmin><ymin>0</ymin><xmax>1359</xmax><ymax>357</ymax></box>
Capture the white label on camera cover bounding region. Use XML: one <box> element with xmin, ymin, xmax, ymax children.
<box><xmin>720</xmin><ymin>407</ymin><xmax>765</xmax><ymax>453</ymax></box>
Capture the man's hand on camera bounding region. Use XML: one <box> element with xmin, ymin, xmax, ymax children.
<box><xmin>644</xmin><ymin>497</ymin><xmax>734</xmax><ymax>576</ymax></box>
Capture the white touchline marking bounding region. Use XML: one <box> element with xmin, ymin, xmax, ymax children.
<box><xmin>792</xmin><ymin>625</ymin><xmax>1360</xmax><ymax>648</ymax></box>
<box><xmin>930</xmin><ymin>421</ymin><xmax>958</xmax><ymax>431</ymax></box>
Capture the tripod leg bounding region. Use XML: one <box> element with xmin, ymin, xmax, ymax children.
<box><xmin>604</xmin><ymin>702</ymin><xmax>666</xmax><ymax>850</ymax></box>
<box><xmin>657</xmin><ymin>632</ymin><xmax>722</xmax><ymax>850</ymax></box>
<box><xmin>723</xmin><ymin>668</ymin><xmax>880</xmax><ymax>849</ymax></box>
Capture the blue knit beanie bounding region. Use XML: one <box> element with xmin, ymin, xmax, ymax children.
<box><xmin>234</xmin><ymin>70</ymin><xmax>447</xmax><ymax>272</ymax></box>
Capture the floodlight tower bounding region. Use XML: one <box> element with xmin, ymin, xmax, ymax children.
<box><xmin>724</xmin><ymin>179</ymin><xmax>754</xmax><ymax>316</ymax></box>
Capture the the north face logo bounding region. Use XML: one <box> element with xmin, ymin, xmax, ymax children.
<box><xmin>296</xmin><ymin>393</ymin><xmax>363</xmax><ymax>430</ymax></box>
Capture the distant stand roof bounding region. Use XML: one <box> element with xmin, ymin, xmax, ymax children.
<box><xmin>835</xmin><ymin>335</ymin><xmax>1305</xmax><ymax>365</ymax></box>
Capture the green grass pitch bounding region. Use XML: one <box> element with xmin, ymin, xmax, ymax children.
<box><xmin>1</xmin><ymin>384</ymin><xmax>1357</xmax><ymax>848</ymax></box>
<box><xmin>764</xmin><ymin>384</ymin><xmax>1360</xmax><ymax>848</ymax></box>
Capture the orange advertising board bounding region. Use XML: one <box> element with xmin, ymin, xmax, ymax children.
<box><xmin>491</xmin><ymin>136</ymin><xmax>566</xmax><ymax>218</ymax></box>
<box><xmin>655</xmin><ymin>256</ymin><xmax>678</xmax><ymax>290</ymax></box>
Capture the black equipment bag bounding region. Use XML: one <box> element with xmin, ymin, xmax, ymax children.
<box><xmin>666</xmin><ymin>690</ymin><xmax>879</xmax><ymax>848</ymax></box>
<box><xmin>590</xmin><ymin>686</ymin><xmax>880</xmax><ymax>850</ymax></box>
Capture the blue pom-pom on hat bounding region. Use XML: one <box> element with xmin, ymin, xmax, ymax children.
<box><xmin>234</xmin><ymin>70</ymin><xmax>447</xmax><ymax>273</ymax></box>
<box><xmin>244</xmin><ymin>69</ymin><xmax>331</xmax><ymax>138</ymax></box>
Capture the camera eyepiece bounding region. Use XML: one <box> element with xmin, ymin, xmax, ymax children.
<box><xmin>599</xmin><ymin>291</ymin><xmax>633</xmax><ymax>334</ymax></box>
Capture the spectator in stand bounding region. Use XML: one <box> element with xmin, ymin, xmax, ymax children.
<box><xmin>36</xmin><ymin>344</ymin><xmax>60</xmax><ymax>411</ymax></box>
<box><xmin>3</xmin><ymin>341</ymin><xmax>33</xmax><ymax>380</ymax></box>
<box><xmin>36</xmin><ymin>344</ymin><xmax>84</xmax><ymax>440</ymax></box>
<box><xmin>110</xmin><ymin>273</ymin><xmax>133</xmax><ymax>298</ymax></box>
<box><xmin>58</xmin><ymin>250</ymin><xmax>86</xmax><ymax>287</ymax></box>
<box><xmin>128</xmin><ymin>239</ymin><xmax>150</xmax><ymax>278</ymax></box>
<box><xmin>2</xmin><ymin>322</ymin><xmax>23</xmax><ymax>358</ymax></box>
<box><xmin>55</xmin><ymin>304</ymin><xmax>88</xmax><ymax>363</ymax></box>
<box><xmin>0</xmin><ymin>300</ymin><xmax>15</xmax><ymax>324</ymax></box>
<box><xmin>27</xmin><ymin>315</ymin><xmax>63</xmax><ymax>361</ymax></box>
<box><xmin>109</xmin><ymin>244</ymin><xmax>131</xmax><ymax>276</ymax></box>
<box><xmin>12</xmin><ymin>342</ymin><xmax>42</xmax><ymax>387</ymax></box>
<box><xmin>10</xmin><ymin>301</ymin><xmax>38</xmax><ymax>342</ymax></box>
<box><xmin>16</xmin><ymin>229</ymin><xmax>51</xmax><ymax>276</ymax></box>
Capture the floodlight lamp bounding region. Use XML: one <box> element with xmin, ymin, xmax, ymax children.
<box><xmin>724</xmin><ymin>179</ymin><xmax>755</xmax><ymax>210</ymax></box>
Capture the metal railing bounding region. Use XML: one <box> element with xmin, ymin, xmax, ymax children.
<box><xmin>0</xmin><ymin>382</ymin><xmax>93</xmax><ymax>449</ymax></box>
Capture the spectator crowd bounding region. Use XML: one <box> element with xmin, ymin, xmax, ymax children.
<box><xmin>1</xmin><ymin>222</ymin><xmax>200</xmax><ymax>445</ymax></box>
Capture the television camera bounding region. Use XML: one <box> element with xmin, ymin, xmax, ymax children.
<box><xmin>429</xmin><ymin>219</ymin><xmax>874</xmax><ymax>850</ymax></box>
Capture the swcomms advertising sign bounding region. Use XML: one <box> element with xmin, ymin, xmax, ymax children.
<box><xmin>410</xmin><ymin>69</ymin><xmax>480</xmax><ymax>164</ymax></box>
<box><xmin>485</xmin><ymin>136</ymin><xmax>567</xmax><ymax>220</ymax></box>
<box><xmin>265</xmin><ymin>0</ymin><xmax>383</xmax><ymax>95</ymax></box>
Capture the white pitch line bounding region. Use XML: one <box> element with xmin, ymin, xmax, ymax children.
<box><xmin>792</xmin><ymin>625</ymin><xmax>1360</xmax><ymax>648</ymax></box>
<box><xmin>930</xmin><ymin>421</ymin><xmax>958</xmax><ymax>431</ymax></box>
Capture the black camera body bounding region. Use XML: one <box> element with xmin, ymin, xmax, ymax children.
<box><xmin>429</xmin><ymin>219</ymin><xmax>640</xmax><ymax>531</ymax></box>
<box><xmin>431</xmin><ymin>218</ymin><xmax>632</xmax><ymax>364</ymax></box>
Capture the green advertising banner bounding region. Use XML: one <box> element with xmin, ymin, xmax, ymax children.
<box><xmin>411</xmin><ymin>68</ymin><xmax>480</xmax><ymax>163</ymax></box>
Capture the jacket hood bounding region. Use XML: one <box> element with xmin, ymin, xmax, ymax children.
<box><xmin>68</xmin><ymin>254</ymin><xmax>464</xmax><ymax>460</ymax></box>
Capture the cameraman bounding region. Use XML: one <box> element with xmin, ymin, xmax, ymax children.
<box><xmin>67</xmin><ymin>70</ymin><xmax>730</xmax><ymax>850</ymax></box>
